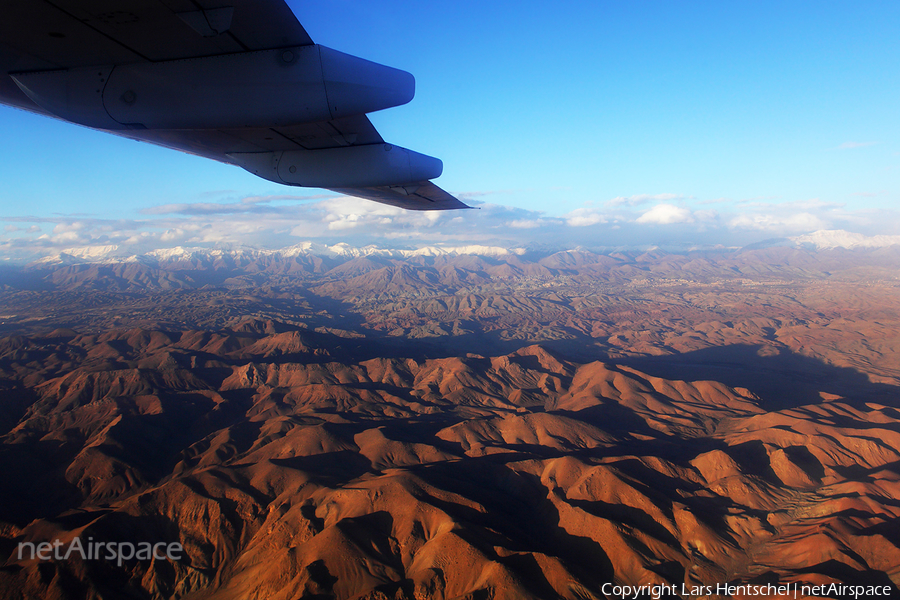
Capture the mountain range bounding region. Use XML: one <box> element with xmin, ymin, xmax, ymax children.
<box><xmin>1</xmin><ymin>240</ymin><xmax>899</xmax><ymax>598</ymax></box>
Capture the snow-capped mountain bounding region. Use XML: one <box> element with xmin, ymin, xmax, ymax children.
<box><xmin>28</xmin><ymin>242</ymin><xmax>528</xmax><ymax>267</ymax></box>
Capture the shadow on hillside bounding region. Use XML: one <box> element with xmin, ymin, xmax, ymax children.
<box><xmin>616</xmin><ymin>344</ymin><xmax>898</xmax><ymax>410</ymax></box>
<box><xmin>296</xmin><ymin>302</ymin><xmax>899</xmax><ymax>412</ymax></box>
<box><xmin>345</xmin><ymin>329</ymin><xmax>602</xmax><ymax>364</ymax></box>
<box><xmin>337</xmin><ymin>314</ymin><xmax>899</xmax><ymax>413</ymax></box>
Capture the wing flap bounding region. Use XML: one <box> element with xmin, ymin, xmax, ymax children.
<box><xmin>328</xmin><ymin>181</ymin><xmax>471</xmax><ymax>211</ymax></box>
<box><xmin>106</xmin><ymin>114</ymin><xmax>387</xmax><ymax>163</ymax></box>
<box><xmin>273</xmin><ymin>114</ymin><xmax>384</xmax><ymax>150</ymax></box>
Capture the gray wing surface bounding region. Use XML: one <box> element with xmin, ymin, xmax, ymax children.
<box><xmin>331</xmin><ymin>181</ymin><xmax>469</xmax><ymax>211</ymax></box>
<box><xmin>0</xmin><ymin>0</ymin><xmax>313</xmax><ymax>110</ymax></box>
<box><xmin>0</xmin><ymin>0</ymin><xmax>467</xmax><ymax>210</ymax></box>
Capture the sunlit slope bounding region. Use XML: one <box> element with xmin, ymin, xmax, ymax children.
<box><xmin>1</xmin><ymin>322</ymin><xmax>898</xmax><ymax>598</ymax></box>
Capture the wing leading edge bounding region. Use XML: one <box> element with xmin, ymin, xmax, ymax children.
<box><xmin>0</xmin><ymin>0</ymin><xmax>467</xmax><ymax>210</ymax></box>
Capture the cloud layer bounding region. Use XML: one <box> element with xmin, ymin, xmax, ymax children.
<box><xmin>2</xmin><ymin>191</ymin><xmax>899</xmax><ymax>263</ymax></box>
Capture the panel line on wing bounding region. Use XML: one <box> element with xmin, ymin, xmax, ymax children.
<box><xmin>44</xmin><ymin>0</ymin><xmax>154</xmax><ymax>62</ymax></box>
<box><xmin>268</xmin><ymin>127</ymin><xmax>306</xmax><ymax>149</ymax></box>
<box><xmin>223</xmin><ymin>30</ymin><xmax>250</xmax><ymax>52</ymax></box>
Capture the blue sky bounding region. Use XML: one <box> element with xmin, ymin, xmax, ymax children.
<box><xmin>2</xmin><ymin>1</ymin><xmax>899</xmax><ymax>261</ymax></box>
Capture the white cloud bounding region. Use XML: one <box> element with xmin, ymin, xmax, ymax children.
<box><xmin>327</xmin><ymin>214</ymin><xmax>364</xmax><ymax>230</ymax></box>
<box><xmin>507</xmin><ymin>219</ymin><xmax>544</xmax><ymax>229</ymax></box>
<box><xmin>692</xmin><ymin>209</ymin><xmax>720</xmax><ymax>225</ymax></box>
<box><xmin>309</xmin><ymin>197</ymin><xmax>453</xmax><ymax>234</ymax></box>
<box><xmin>52</xmin><ymin>222</ymin><xmax>86</xmax><ymax>234</ymax></box>
<box><xmin>728</xmin><ymin>211</ymin><xmax>828</xmax><ymax>232</ymax></box>
<box><xmin>636</xmin><ymin>204</ymin><xmax>694</xmax><ymax>225</ymax></box>
<box><xmin>792</xmin><ymin>229</ymin><xmax>900</xmax><ymax>249</ymax></box>
<box><xmin>565</xmin><ymin>207</ymin><xmax>608</xmax><ymax>227</ymax></box>
<box><xmin>160</xmin><ymin>228</ymin><xmax>184</xmax><ymax>242</ymax></box>
<box><xmin>607</xmin><ymin>193</ymin><xmax>683</xmax><ymax>207</ymax></box>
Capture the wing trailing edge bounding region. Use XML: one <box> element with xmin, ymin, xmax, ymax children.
<box><xmin>329</xmin><ymin>181</ymin><xmax>472</xmax><ymax>211</ymax></box>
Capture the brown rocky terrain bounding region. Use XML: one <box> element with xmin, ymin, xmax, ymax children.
<box><xmin>0</xmin><ymin>245</ymin><xmax>898</xmax><ymax>599</ymax></box>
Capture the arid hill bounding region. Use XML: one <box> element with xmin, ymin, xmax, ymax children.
<box><xmin>0</xmin><ymin>246</ymin><xmax>899</xmax><ymax>598</ymax></box>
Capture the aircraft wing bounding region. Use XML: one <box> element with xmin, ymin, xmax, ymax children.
<box><xmin>0</xmin><ymin>0</ymin><xmax>468</xmax><ymax>211</ymax></box>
